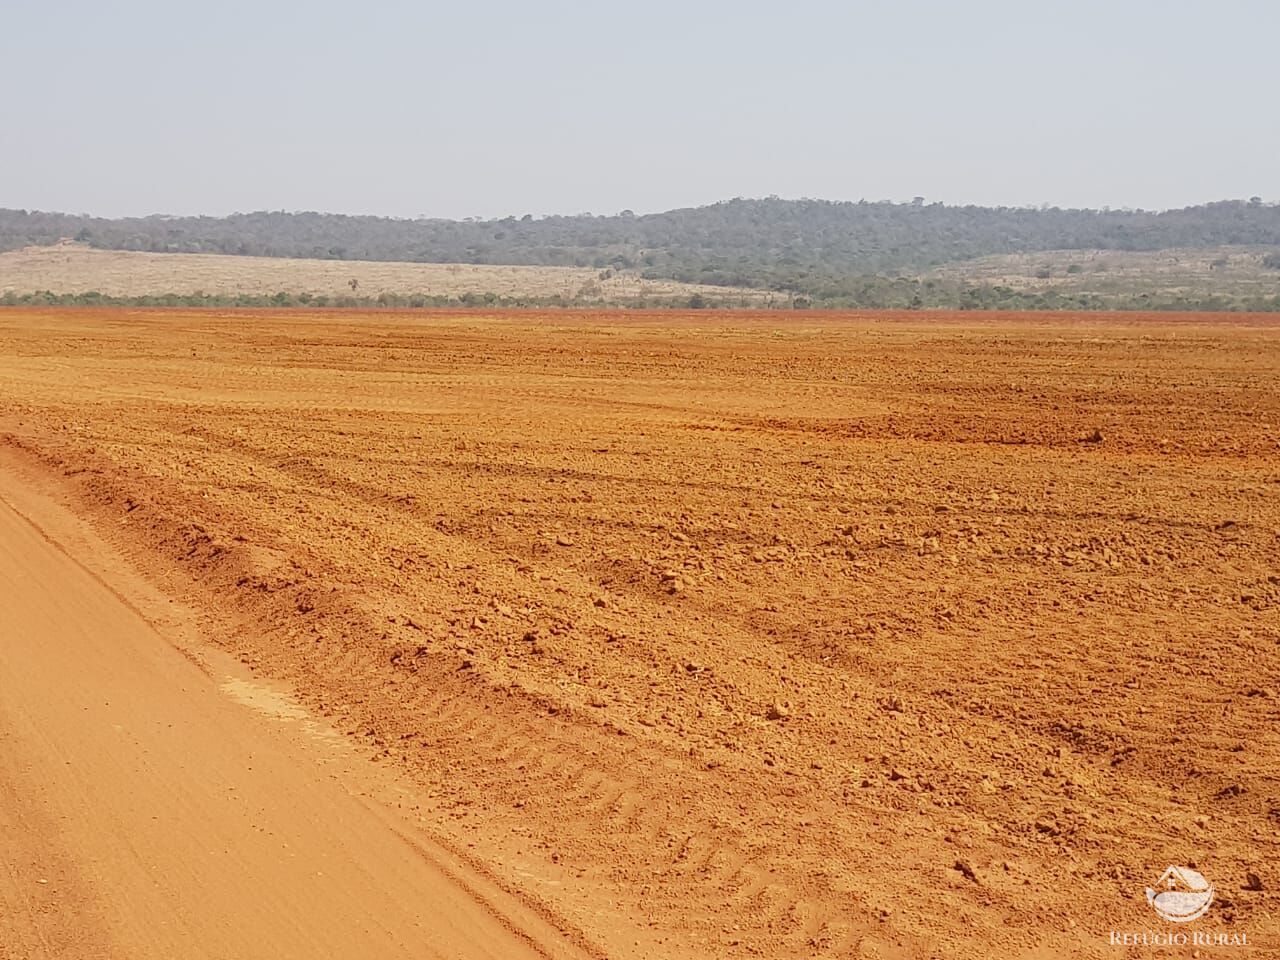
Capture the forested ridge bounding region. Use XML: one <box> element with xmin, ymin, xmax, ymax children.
<box><xmin>3</xmin><ymin>197</ymin><xmax>1278</xmax><ymax>306</ymax></box>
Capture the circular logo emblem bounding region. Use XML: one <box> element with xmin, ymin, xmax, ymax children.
<box><xmin>1146</xmin><ymin>866</ymin><xmax>1214</xmax><ymax>923</ymax></box>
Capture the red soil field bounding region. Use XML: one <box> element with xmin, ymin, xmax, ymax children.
<box><xmin>1</xmin><ymin>307</ymin><xmax>1276</xmax><ymax>959</ymax></box>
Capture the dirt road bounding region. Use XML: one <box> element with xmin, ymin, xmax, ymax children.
<box><xmin>0</xmin><ymin>478</ymin><xmax>589</xmax><ymax>960</ymax></box>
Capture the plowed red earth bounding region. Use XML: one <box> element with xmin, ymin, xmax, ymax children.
<box><xmin>1</xmin><ymin>307</ymin><xmax>1277</xmax><ymax>959</ymax></box>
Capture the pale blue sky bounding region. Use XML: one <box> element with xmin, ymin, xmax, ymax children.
<box><xmin>2</xmin><ymin>0</ymin><xmax>1275</xmax><ymax>218</ymax></box>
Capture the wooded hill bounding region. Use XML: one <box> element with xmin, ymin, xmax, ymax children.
<box><xmin>3</xmin><ymin>198</ymin><xmax>1278</xmax><ymax>308</ymax></box>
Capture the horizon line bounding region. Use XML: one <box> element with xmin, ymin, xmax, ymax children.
<box><xmin>3</xmin><ymin>194</ymin><xmax>1275</xmax><ymax>224</ymax></box>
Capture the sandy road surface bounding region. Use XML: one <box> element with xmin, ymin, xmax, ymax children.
<box><xmin>0</xmin><ymin>479</ymin><xmax>588</xmax><ymax>960</ymax></box>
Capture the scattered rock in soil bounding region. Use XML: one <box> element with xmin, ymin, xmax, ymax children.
<box><xmin>765</xmin><ymin>701</ymin><xmax>791</xmax><ymax>721</ymax></box>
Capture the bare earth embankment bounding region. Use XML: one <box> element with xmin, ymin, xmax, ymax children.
<box><xmin>0</xmin><ymin>307</ymin><xmax>1277</xmax><ymax>958</ymax></box>
<box><xmin>0</xmin><ymin>468</ymin><xmax>590</xmax><ymax>960</ymax></box>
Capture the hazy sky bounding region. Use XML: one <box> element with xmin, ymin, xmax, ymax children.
<box><xmin>2</xmin><ymin>0</ymin><xmax>1275</xmax><ymax>219</ymax></box>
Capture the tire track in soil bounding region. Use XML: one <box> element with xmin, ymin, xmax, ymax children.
<box><xmin>391</xmin><ymin>678</ymin><xmax>876</xmax><ymax>955</ymax></box>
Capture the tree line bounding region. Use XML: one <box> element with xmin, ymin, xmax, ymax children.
<box><xmin>2</xmin><ymin>197</ymin><xmax>1278</xmax><ymax>304</ymax></box>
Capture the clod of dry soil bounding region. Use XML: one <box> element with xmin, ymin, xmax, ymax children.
<box><xmin>0</xmin><ymin>307</ymin><xmax>1277</xmax><ymax>959</ymax></box>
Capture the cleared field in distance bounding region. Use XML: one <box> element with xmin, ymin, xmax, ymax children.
<box><xmin>5</xmin><ymin>242</ymin><xmax>1276</xmax><ymax>311</ymax></box>
<box><xmin>921</xmin><ymin>244</ymin><xmax>1280</xmax><ymax>298</ymax></box>
<box><xmin>0</xmin><ymin>244</ymin><xmax>774</xmax><ymax>304</ymax></box>
<box><xmin>1</xmin><ymin>307</ymin><xmax>1276</xmax><ymax>959</ymax></box>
